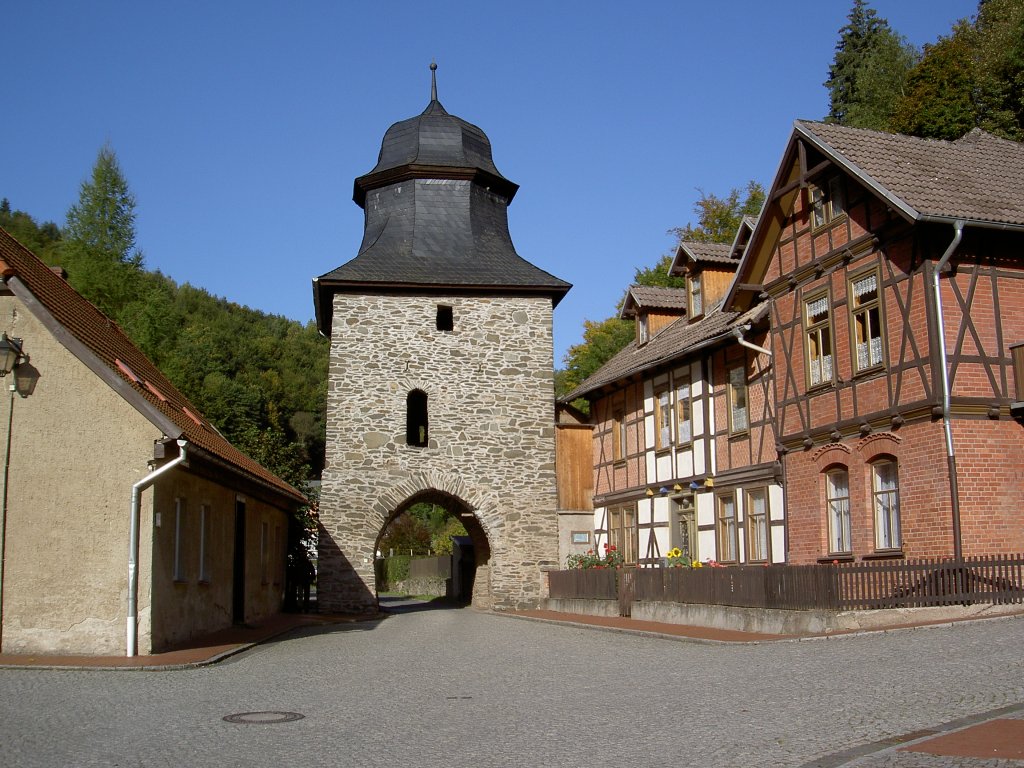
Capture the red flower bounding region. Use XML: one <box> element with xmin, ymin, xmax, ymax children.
<box><xmin>608</xmin><ymin>545</ymin><xmax>617</xmax><ymax>551</ymax></box>
<box><xmin>603</xmin><ymin>543</ymin><xmax>609</xmax><ymax>549</ymax></box>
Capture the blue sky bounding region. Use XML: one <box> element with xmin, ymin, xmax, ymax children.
<box><xmin>3</xmin><ymin>0</ymin><xmax>977</xmax><ymax>364</ymax></box>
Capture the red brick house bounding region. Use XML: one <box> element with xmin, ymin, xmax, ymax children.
<box><xmin>727</xmin><ymin>122</ymin><xmax>1024</xmax><ymax>564</ymax></box>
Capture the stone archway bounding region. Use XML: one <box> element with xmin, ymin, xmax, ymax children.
<box><xmin>374</xmin><ymin>488</ymin><xmax>492</xmax><ymax>607</ymax></box>
<box><xmin>318</xmin><ymin>468</ymin><xmax>553</xmax><ymax>614</ymax></box>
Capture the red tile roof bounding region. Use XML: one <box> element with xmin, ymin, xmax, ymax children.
<box><xmin>0</xmin><ymin>226</ymin><xmax>306</xmax><ymax>506</ymax></box>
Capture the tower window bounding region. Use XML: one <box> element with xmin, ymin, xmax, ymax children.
<box><xmin>406</xmin><ymin>390</ymin><xmax>429</xmax><ymax>447</ymax></box>
<box><xmin>436</xmin><ymin>305</ymin><xmax>454</xmax><ymax>332</ymax></box>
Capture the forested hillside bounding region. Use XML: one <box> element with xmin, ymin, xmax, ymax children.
<box><xmin>0</xmin><ymin>148</ymin><xmax>328</xmax><ymax>488</ymax></box>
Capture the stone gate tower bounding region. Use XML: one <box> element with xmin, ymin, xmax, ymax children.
<box><xmin>313</xmin><ymin>67</ymin><xmax>571</xmax><ymax>612</ymax></box>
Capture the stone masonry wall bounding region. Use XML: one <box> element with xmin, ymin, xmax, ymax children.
<box><xmin>318</xmin><ymin>292</ymin><xmax>560</xmax><ymax>612</ymax></box>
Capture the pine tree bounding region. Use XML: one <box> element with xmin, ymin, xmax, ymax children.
<box><xmin>60</xmin><ymin>145</ymin><xmax>146</xmax><ymax>319</ymax></box>
<box><xmin>64</xmin><ymin>144</ymin><xmax>142</xmax><ymax>267</ymax></box>
<box><xmin>825</xmin><ymin>0</ymin><xmax>917</xmax><ymax>128</ymax></box>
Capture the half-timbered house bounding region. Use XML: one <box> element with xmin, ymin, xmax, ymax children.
<box><xmin>562</xmin><ymin>233</ymin><xmax>785</xmax><ymax>568</ymax></box>
<box><xmin>727</xmin><ymin>122</ymin><xmax>1024</xmax><ymax>564</ymax></box>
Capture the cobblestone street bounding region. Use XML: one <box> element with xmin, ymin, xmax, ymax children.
<box><xmin>1</xmin><ymin>607</ymin><xmax>1022</xmax><ymax>767</ymax></box>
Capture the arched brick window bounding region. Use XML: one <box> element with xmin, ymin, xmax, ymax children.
<box><xmin>825</xmin><ymin>466</ymin><xmax>851</xmax><ymax>555</ymax></box>
<box><xmin>406</xmin><ymin>390</ymin><xmax>428</xmax><ymax>447</ymax></box>
<box><xmin>871</xmin><ymin>458</ymin><xmax>901</xmax><ymax>551</ymax></box>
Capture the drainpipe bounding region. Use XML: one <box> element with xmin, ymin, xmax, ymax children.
<box><xmin>0</xmin><ymin>384</ymin><xmax>14</xmax><ymax>649</ymax></box>
<box><xmin>127</xmin><ymin>439</ymin><xmax>188</xmax><ymax>656</ymax></box>
<box><xmin>932</xmin><ymin>221</ymin><xmax>965</xmax><ymax>560</ymax></box>
<box><xmin>733</xmin><ymin>324</ymin><xmax>773</xmax><ymax>357</ymax></box>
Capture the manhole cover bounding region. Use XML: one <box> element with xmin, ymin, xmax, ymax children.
<box><xmin>222</xmin><ymin>711</ymin><xmax>305</xmax><ymax>724</ymax></box>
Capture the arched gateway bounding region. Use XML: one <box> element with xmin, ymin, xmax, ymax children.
<box><xmin>312</xmin><ymin>66</ymin><xmax>571</xmax><ymax>612</ymax></box>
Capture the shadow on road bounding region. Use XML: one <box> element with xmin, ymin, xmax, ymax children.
<box><xmin>378</xmin><ymin>595</ymin><xmax>466</xmax><ymax>614</ymax></box>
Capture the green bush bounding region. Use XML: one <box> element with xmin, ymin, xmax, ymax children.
<box><xmin>375</xmin><ymin>555</ymin><xmax>412</xmax><ymax>590</ymax></box>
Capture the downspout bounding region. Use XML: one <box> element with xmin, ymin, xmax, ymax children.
<box><xmin>932</xmin><ymin>221</ymin><xmax>965</xmax><ymax>560</ymax></box>
<box><xmin>0</xmin><ymin>384</ymin><xmax>14</xmax><ymax>648</ymax></box>
<box><xmin>733</xmin><ymin>324</ymin><xmax>773</xmax><ymax>357</ymax></box>
<box><xmin>127</xmin><ymin>439</ymin><xmax>188</xmax><ymax>657</ymax></box>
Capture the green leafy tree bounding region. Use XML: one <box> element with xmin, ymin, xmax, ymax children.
<box><xmin>891</xmin><ymin>25</ymin><xmax>979</xmax><ymax>139</ymax></box>
<box><xmin>667</xmin><ymin>181</ymin><xmax>765</xmax><ymax>245</ymax></box>
<box><xmin>883</xmin><ymin>0</ymin><xmax>1024</xmax><ymax>141</ymax></box>
<box><xmin>558</xmin><ymin>182</ymin><xmax>765</xmax><ymax>403</ymax></box>
<box><xmin>0</xmin><ymin>200</ymin><xmax>62</xmax><ymax>257</ymax></box>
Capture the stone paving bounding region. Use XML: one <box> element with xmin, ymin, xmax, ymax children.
<box><xmin>0</xmin><ymin>604</ymin><xmax>1021</xmax><ymax>767</ymax></box>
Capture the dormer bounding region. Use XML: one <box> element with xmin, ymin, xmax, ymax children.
<box><xmin>670</xmin><ymin>233</ymin><xmax>749</xmax><ymax>320</ymax></box>
<box><xmin>619</xmin><ymin>285</ymin><xmax>688</xmax><ymax>345</ymax></box>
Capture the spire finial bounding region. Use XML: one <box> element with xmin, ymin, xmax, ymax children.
<box><xmin>430</xmin><ymin>60</ymin><xmax>438</xmax><ymax>102</ymax></box>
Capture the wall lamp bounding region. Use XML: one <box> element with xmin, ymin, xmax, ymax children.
<box><xmin>0</xmin><ymin>334</ymin><xmax>37</xmax><ymax>397</ymax></box>
<box><xmin>0</xmin><ymin>334</ymin><xmax>24</xmax><ymax>376</ymax></box>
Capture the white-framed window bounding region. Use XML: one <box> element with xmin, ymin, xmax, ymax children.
<box><xmin>638</xmin><ymin>314</ymin><xmax>650</xmax><ymax>345</ymax></box>
<box><xmin>851</xmin><ymin>271</ymin><xmax>884</xmax><ymax>372</ymax></box>
<box><xmin>810</xmin><ymin>175</ymin><xmax>845</xmax><ymax>228</ymax></box>
<box><xmin>717</xmin><ymin>493</ymin><xmax>738</xmax><ymax>563</ymax></box>
<box><xmin>655</xmin><ymin>388</ymin><xmax>671</xmax><ymax>450</ymax></box>
<box><xmin>826</xmin><ymin>469</ymin><xmax>852</xmax><ymax>555</ymax></box>
<box><xmin>728</xmin><ymin>365</ymin><xmax>749</xmax><ymax>433</ymax></box>
<box><xmin>872</xmin><ymin>460</ymin><xmax>901</xmax><ymax>550</ymax></box>
<box><xmin>173</xmin><ymin>497</ymin><xmax>186</xmax><ymax>582</ymax></box>
<box><xmin>805</xmin><ymin>294</ymin><xmax>834</xmax><ymax>387</ymax></box>
<box><xmin>745</xmin><ymin>488</ymin><xmax>769</xmax><ymax>562</ymax></box>
<box><xmin>198</xmin><ymin>504</ymin><xmax>211</xmax><ymax>583</ymax></box>
<box><xmin>260</xmin><ymin>521</ymin><xmax>270</xmax><ymax>585</ymax></box>
<box><xmin>689</xmin><ymin>273</ymin><xmax>703</xmax><ymax>317</ymax></box>
<box><xmin>675</xmin><ymin>375</ymin><xmax>692</xmax><ymax>444</ymax></box>
<box><xmin>608</xmin><ymin>504</ymin><xmax>637</xmax><ymax>565</ymax></box>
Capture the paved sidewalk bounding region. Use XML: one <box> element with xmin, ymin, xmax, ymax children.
<box><xmin>0</xmin><ymin>611</ymin><xmax>380</xmax><ymax>670</ymax></box>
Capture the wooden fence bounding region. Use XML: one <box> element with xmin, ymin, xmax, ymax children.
<box><xmin>548</xmin><ymin>555</ymin><xmax>1024</xmax><ymax>615</ymax></box>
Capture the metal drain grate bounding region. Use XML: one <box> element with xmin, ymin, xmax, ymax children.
<box><xmin>222</xmin><ymin>711</ymin><xmax>305</xmax><ymax>724</ymax></box>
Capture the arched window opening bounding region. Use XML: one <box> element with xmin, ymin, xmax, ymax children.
<box><xmin>406</xmin><ymin>390</ymin><xmax>428</xmax><ymax>447</ymax></box>
<box><xmin>871</xmin><ymin>458</ymin><xmax>901</xmax><ymax>551</ymax></box>
<box><xmin>825</xmin><ymin>467</ymin><xmax>851</xmax><ymax>555</ymax></box>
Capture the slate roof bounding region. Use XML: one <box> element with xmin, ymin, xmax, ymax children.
<box><xmin>315</xmin><ymin>95</ymin><xmax>571</xmax><ymax>334</ymax></box>
<box><xmin>358</xmin><ymin>99</ymin><xmax>512</xmax><ymax>194</ymax></box>
<box><xmin>0</xmin><ymin>227</ymin><xmax>306</xmax><ymax>506</ymax></box>
<box><xmin>796</xmin><ymin>121</ymin><xmax>1024</xmax><ymax>227</ymax></box>
<box><xmin>562</xmin><ymin>303</ymin><xmax>768</xmax><ymax>402</ymax></box>
<box><xmin>620</xmin><ymin>285</ymin><xmax>688</xmax><ymax>319</ymax></box>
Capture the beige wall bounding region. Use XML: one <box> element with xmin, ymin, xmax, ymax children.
<box><xmin>0</xmin><ymin>293</ymin><xmax>292</xmax><ymax>655</ymax></box>
<box><xmin>0</xmin><ymin>294</ymin><xmax>157</xmax><ymax>655</ymax></box>
<box><xmin>149</xmin><ymin>473</ymin><xmax>288</xmax><ymax>651</ymax></box>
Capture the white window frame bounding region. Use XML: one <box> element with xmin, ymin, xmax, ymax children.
<box><xmin>826</xmin><ymin>469</ymin><xmax>852</xmax><ymax>555</ymax></box>
<box><xmin>675</xmin><ymin>375</ymin><xmax>692</xmax><ymax>445</ymax></box>
<box><xmin>728</xmin><ymin>365</ymin><xmax>749</xmax><ymax>434</ymax></box>
<box><xmin>745</xmin><ymin>488</ymin><xmax>769</xmax><ymax>562</ymax></box>
<box><xmin>689</xmin><ymin>273</ymin><xmax>703</xmax><ymax>317</ymax></box>
<box><xmin>173</xmin><ymin>497</ymin><xmax>186</xmax><ymax>582</ymax></box>
<box><xmin>850</xmin><ymin>270</ymin><xmax>884</xmax><ymax>373</ymax></box>
<box><xmin>872</xmin><ymin>460</ymin><xmax>902</xmax><ymax>551</ymax></box>
<box><xmin>717</xmin><ymin>493</ymin><xmax>738</xmax><ymax>563</ymax></box>
<box><xmin>655</xmin><ymin>388</ymin><xmax>671</xmax><ymax>451</ymax></box>
<box><xmin>805</xmin><ymin>293</ymin><xmax>834</xmax><ymax>388</ymax></box>
<box><xmin>198</xmin><ymin>504</ymin><xmax>211</xmax><ymax>583</ymax></box>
